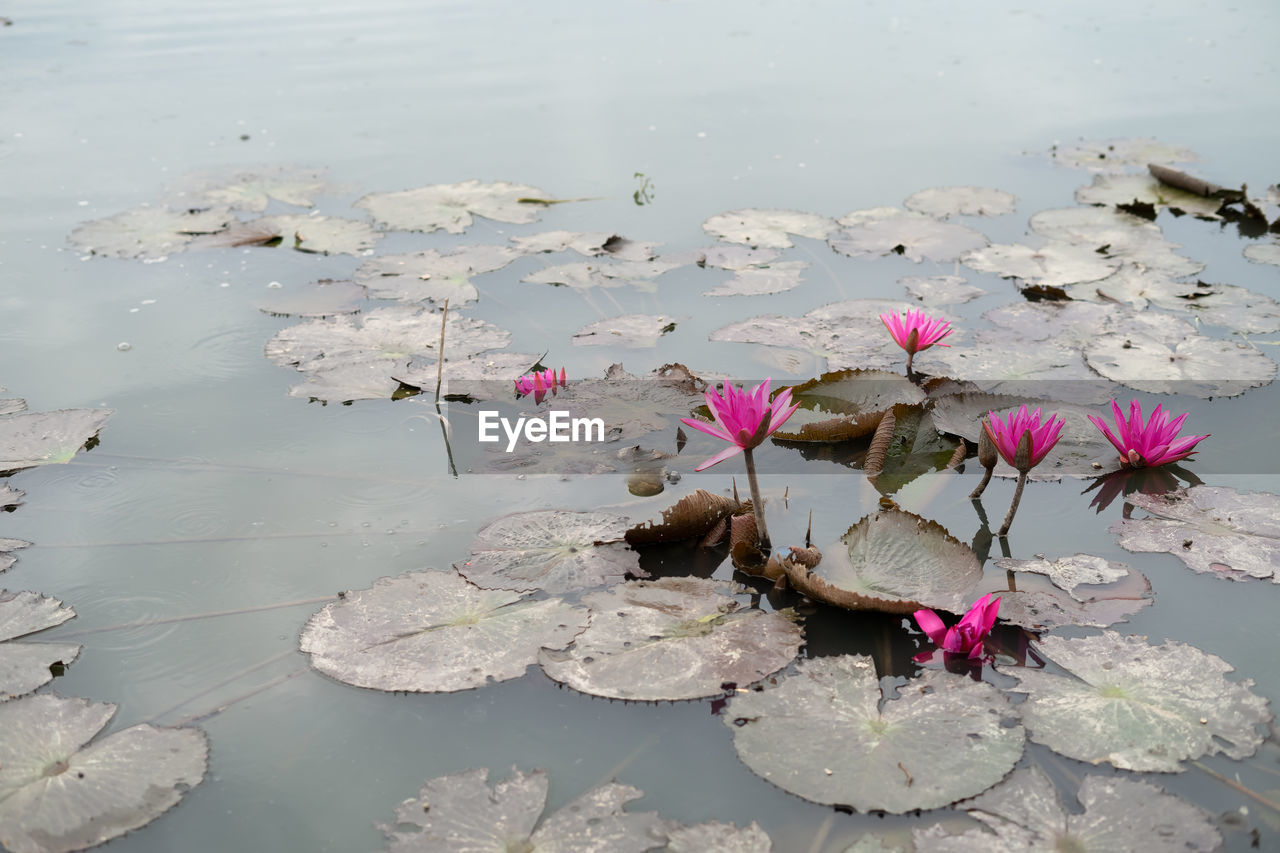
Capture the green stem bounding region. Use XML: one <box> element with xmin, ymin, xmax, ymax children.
<box><xmin>743</xmin><ymin>447</ymin><xmax>770</xmax><ymax>550</ymax></box>
<box><xmin>997</xmin><ymin>471</ymin><xmax>1028</xmax><ymax>537</ymax></box>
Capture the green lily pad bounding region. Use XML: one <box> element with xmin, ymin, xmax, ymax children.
<box><xmin>355</xmin><ymin>180</ymin><xmax>547</xmax><ymax>234</ymax></box>
<box><xmin>172</xmin><ymin>165</ymin><xmax>332</xmax><ymax>212</ymax></box>
<box><xmin>960</xmin><ymin>242</ymin><xmax>1118</xmax><ymax>287</ymax></box>
<box><xmin>830</xmin><ymin>209</ymin><xmax>987</xmax><ymax>263</ymax></box>
<box><xmin>1075</xmin><ymin>173</ymin><xmax>1224</xmax><ymax>219</ymax></box>
<box><xmin>1</xmin><ymin>590</ymin><xmax>79</xmax><ymax>702</ymax></box>
<box><xmin>354</xmin><ymin>245</ymin><xmax>521</xmax><ymax>304</ymax></box>
<box><xmin>863</xmin><ymin>406</ymin><xmax>961</xmax><ymax>496</ymax></box>
<box><xmin>1084</xmin><ymin>330</ymin><xmax>1276</xmax><ymax>398</ymax></box>
<box><xmin>913</xmin><ymin>766</ymin><xmax>1221</xmax><ymax>852</ymax></box>
<box><xmin>0</xmin><ymin>694</ymin><xmax>207</xmax><ymax>853</ymax></box>
<box><xmin>702</xmin><ymin>208</ymin><xmax>836</xmax><ymax>249</ymax></box>
<box><xmin>538</xmin><ymin>577</ymin><xmax>801</xmax><ymax>701</ymax></box>
<box><xmin>900</xmin><ymin>274</ymin><xmax>985</xmax><ymax>306</ymax></box>
<box><xmin>572</xmin><ymin>314</ymin><xmax>681</xmax><ymax>348</ymax></box>
<box><xmin>704</xmin><ymin>261</ymin><xmax>808</xmax><ymax>297</ymax></box>
<box><xmin>1005</xmin><ymin>631</ymin><xmax>1271</xmax><ymax>771</ymax></box>
<box><xmin>378</xmin><ymin>767</ymin><xmax>667</xmax><ymax>853</ymax></box>
<box><xmin>456</xmin><ymin>510</ymin><xmax>641</xmax><ymax>594</ymax></box>
<box><xmin>0</xmin><ymin>409</ymin><xmax>113</xmax><ymax>474</ymax></box>
<box><xmin>1048</xmin><ymin>138</ymin><xmax>1197</xmax><ymax>171</ymax></box>
<box><xmin>69</xmin><ymin>205</ymin><xmax>232</xmax><ymax>260</ymax></box>
<box><xmin>667</xmin><ymin>821</ymin><xmax>771</xmax><ymax>852</ymax></box>
<box><xmin>904</xmin><ymin>186</ymin><xmax>1017</xmax><ymax>218</ymax></box>
<box><xmin>300</xmin><ymin>570</ymin><xmax>588</xmax><ymax>692</ymax></box>
<box><xmin>727</xmin><ymin>657</ymin><xmax>1024</xmax><ymax>812</ymax></box>
<box><xmin>253</xmin><ymin>214</ymin><xmax>381</xmax><ymax>255</ymax></box>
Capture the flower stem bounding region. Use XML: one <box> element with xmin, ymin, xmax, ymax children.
<box><xmin>743</xmin><ymin>447</ymin><xmax>771</xmax><ymax>550</ymax></box>
<box><xmin>905</xmin><ymin>351</ymin><xmax>915</xmax><ymax>375</ymax></box>
<box><xmin>968</xmin><ymin>466</ymin><xmax>993</xmax><ymax>499</ymax></box>
<box><xmin>997</xmin><ymin>471</ymin><xmax>1027</xmax><ymax>537</ymax></box>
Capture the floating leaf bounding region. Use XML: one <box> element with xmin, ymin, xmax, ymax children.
<box><xmin>1084</xmin><ymin>331</ymin><xmax>1276</xmax><ymax>398</ymax></box>
<box><xmin>354</xmin><ymin>246</ymin><xmax>521</xmax><ymax>304</ymax></box>
<box><xmin>988</xmin><ymin>554</ymin><xmax>1152</xmax><ymax>631</ymax></box>
<box><xmin>253</xmin><ymin>213</ymin><xmax>380</xmax><ymax>255</ymax></box>
<box><xmin>0</xmin><ymin>694</ymin><xmax>207</xmax><ymax>853</ymax></box>
<box><xmin>255</xmin><ymin>279</ymin><xmax>365</xmax><ymax>318</ymax></box>
<box><xmin>702</xmin><ymin>208</ymin><xmax>836</xmax><ymax>249</ymax></box>
<box><xmin>994</xmin><ymin>553</ymin><xmax>1129</xmax><ymax>594</ymax></box>
<box><xmin>355</xmin><ymin>180</ymin><xmax>547</xmax><ymax>234</ymax></box>
<box><xmin>787</xmin><ymin>369</ymin><xmax>926</xmax><ymax>416</ymax></box>
<box><xmin>287</xmin><ymin>363</ymin><xmax>406</xmax><ymax>403</ymax></box>
<box><xmin>913</xmin><ymin>766</ymin><xmax>1221</xmax><ymax>853</ymax></box>
<box><xmin>1244</xmin><ymin>241</ymin><xmax>1280</xmax><ymax>267</ymax></box>
<box><xmin>0</xmin><ymin>396</ymin><xmax>26</xmax><ymax>416</ymax></box>
<box><xmin>625</xmin><ymin>489</ymin><xmax>743</xmax><ymax>546</ymax></box>
<box><xmin>666</xmin><ymin>821</ymin><xmax>771</xmax><ymax>852</ymax></box>
<box><xmin>1111</xmin><ymin>485</ymin><xmax>1280</xmax><ymax>583</ymax></box>
<box><xmin>394</xmin><ymin>352</ymin><xmax>542</xmax><ymax>402</ymax></box>
<box><xmin>0</xmin><ymin>538</ymin><xmax>30</xmax><ymax>573</ymax></box>
<box><xmin>1005</xmin><ymin>631</ymin><xmax>1271</xmax><ymax>771</ymax></box>
<box><xmin>727</xmin><ymin>657</ymin><xmax>1024</xmax><ymax>812</ymax></box>
<box><xmin>457</xmin><ymin>511</ymin><xmax>640</xmax><ymax>594</ymax></box>
<box><xmin>904</xmin><ymin>186</ymin><xmax>1017</xmax><ymax>218</ymax></box>
<box><xmin>378</xmin><ymin>767</ymin><xmax>667</xmax><ymax>853</ymax></box>
<box><xmin>539</xmin><ymin>577</ymin><xmax>801</xmax><ymax>701</ymax></box>
<box><xmin>1062</xmin><ymin>263</ymin><xmax>1200</xmax><ymax>309</ymax></box>
<box><xmin>1156</xmin><ymin>281</ymin><xmax>1280</xmax><ymax>334</ymax></box>
<box><xmin>1075</xmin><ymin>173</ymin><xmax>1224</xmax><ymax>219</ymax></box>
<box><xmin>0</xmin><ymin>484</ymin><xmax>23</xmax><ymax>511</ymax></box>
<box><xmin>830</xmin><ymin>209</ymin><xmax>987</xmax><ymax>263</ymax></box>
<box><xmin>961</xmin><ymin>242</ymin><xmax>1118</xmax><ymax>288</ymax></box>
<box><xmin>703</xmin><ymin>261</ymin><xmax>808</xmax><ymax>297</ymax></box>
<box><xmin>510</xmin><ymin>231</ymin><xmax>657</xmax><ymax>261</ymax></box>
<box><xmin>172</xmin><ymin>165</ymin><xmax>332</xmax><ymax>212</ymax></box>
<box><xmin>68</xmin><ymin>205</ymin><xmax>232</xmax><ymax>260</ymax></box>
<box><xmin>572</xmin><ymin>314</ymin><xmax>681</xmax><ymax>348</ymax></box>
<box><xmin>301</xmin><ymin>570</ymin><xmax>588</xmax><ymax>692</ymax></box>
<box><xmin>667</xmin><ymin>245</ymin><xmax>783</xmax><ymax>270</ymax></box>
<box><xmin>1049</xmin><ymin>138</ymin><xmax>1197</xmax><ymax>171</ymax></box>
<box><xmin>548</xmin><ymin>363</ymin><xmax>707</xmax><ymax>443</ymax></box>
<box><xmin>1028</xmin><ymin>207</ymin><xmax>1203</xmax><ymax>278</ymax></box>
<box><xmin>0</xmin><ymin>409</ymin><xmax>113</xmax><ymax>474</ymax></box>
<box><xmin>900</xmin><ymin>274</ymin><xmax>985</xmax><ymax>306</ymax></box>
<box><xmin>1</xmin><ymin>590</ymin><xmax>79</xmax><ymax>701</ymax></box>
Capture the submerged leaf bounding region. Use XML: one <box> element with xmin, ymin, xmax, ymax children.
<box><xmin>0</xmin><ymin>409</ymin><xmax>112</xmax><ymax>474</ymax></box>
<box><xmin>904</xmin><ymin>186</ymin><xmax>1017</xmax><ymax>218</ymax></box>
<box><xmin>172</xmin><ymin>165</ymin><xmax>332</xmax><ymax>212</ymax></box>
<box><xmin>702</xmin><ymin>208</ymin><xmax>836</xmax><ymax>249</ymax></box>
<box><xmin>727</xmin><ymin>657</ymin><xmax>1024</xmax><ymax>812</ymax></box>
<box><xmin>1</xmin><ymin>590</ymin><xmax>79</xmax><ymax>701</ymax></box>
<box><xmin>300</xmin><ymin>570</ymin><xmax>588</xmax><ymax>692</ymax></box>
<box><xmin>355</xmin><ymin>180</ymin><xmax>548</xmax><ymax>234</ymax></box>
<box><xmin>255</xmin><ymin>278</ymin><xmax>366</xmax><ymax>318</ymax></box>
<box><xmin>572</xmin><ymin>314</ymin><xmax>681</xmax><ymax>348</ymax></box>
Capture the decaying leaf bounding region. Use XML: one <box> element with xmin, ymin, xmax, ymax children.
<box><xmin>625</xmin><ymin>488</ymin><xmax>744</xmax><ymax>546</ymax></box>
<box><xmin>355</xmin><ymin>180</ymin><xmax>548</xmax><ymax>233</ymax></box>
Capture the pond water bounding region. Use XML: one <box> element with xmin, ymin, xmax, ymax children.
<box><xmin>4</xmin><ymin>0</ymin><xmax>1280</xmax><ymax>850</ymax></box>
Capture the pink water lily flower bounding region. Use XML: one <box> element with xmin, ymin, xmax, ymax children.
<box><xmin>880</xmin><ymin>309</ymin><xmax>953</xmax><ymax>373</ymax></box>
<box><xmin>914</xmin><ymin>593</ymin><xmax>1001</xmax><ymax>661</ymax></box>
<box><xmin>983</xmin><ymin>404</ymin><xmax>1064</xmax><ymax>472</ymax></box>
<box><xmin>1088</xmin><ymin>399</ymin><xmax>1209</xmax><ymax>469</ymax></box>
<box><xmin>514</xmin><ymin>367</ymin><xmax>566</xmax><ymax>403</ymax></box>
<box><xmin>680</xmin><ymin>379</ymin><xmax>799</xmax><ymax>473</ymax></box>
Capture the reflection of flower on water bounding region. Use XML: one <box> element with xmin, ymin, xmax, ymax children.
<box><xmin>1082</xmin><ymin>464</ymin><xmax>1202</xmax><ymax>516</ymax></box>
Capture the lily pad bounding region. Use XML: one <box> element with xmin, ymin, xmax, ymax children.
<box><xmin>456</xmin><ymin>510</ymin><xmax>641</xmax><ymax>594</ymax></box>
<box><xmin>355</xmin><ymin>180</ymin><xmax>547</xmax><ymax>234</ymax></box>
<box><xmin>0</xmin><ymin>484</ymin><xmax>23</xmax><ymax>511</ymax></box>
<box><xmin>913</xmin><ymin>767</ymin><xmax>1221</xmax><ymax>852</ymax></box>
<box><xmin>1028</xmin><ymin>207</ymin><xmax>1203</xmax><ymax>278</ymax></box>
<box><xmin>0</xmin><ymin>409</ymin><xmax>113</xmax><ymax>474</ymax></box>
<box><xmin>572</xmin><ymin>314</ymin><xmax>681</xmax><ymax>348</ymax></box>
<box><xmin>1075</xmin><ymin>173</ymin><xmax>1224</xmax><ymax>219</ymax></box>
<box><xmin>702</xmin><ymin>208</ymin><xmax>836</xmax><ymax>249</ymax></box>
<box><xmin>625</xmin><ymin>489</ymin><xmax>744</xmax><ymax>546</ymax></box>
<box><xmin>521</xmin><ymin>259</ymin><xmax>681</xmax><ymax>292</ymax></box>
<box><xmin>787</xmin><ymin>369</ymin><xmax>926</xmax><ymax>416</ymax></box>
<box><xmin>1244</xmin><ymin>241</ymin><xmax>1280</xmax><ymax>267</ymax></box>
<box><xmin>1049</xmin><ymin>138</ymin><xmax>1197</xmax><ymax>171</ymax></box>
<box><xmin>0</xmin><ymin>694</ymin><xmax>208</xmax><ymax>853</ymax></box>
<box><xmin>960</xmin><ymin>242</ymin><xmax>1118</xmax><ymax>288</ymax></box>
<box><xmin>1084</xmin><ymin>331</ymin><xmax>1276</xmax><ymax>398</ymax></box>
<box><xmin>1111</xmin><ymin>485</ymin><xmax>1280</xmax><ymax>583</ymax></box>
<box><xmin>993</xmin><ymin>554</ymin><xmax>1129</xmax><ymax>593</ymax></box>
<box><xmin>1005</xmin><ymin>631</ymin><xmax>1271</xmax><ymax>771</ymax></box>
<box><xmin>378</xmin><ymin>767</ymin><xmax>667</xmax><ymax>853</ymax></box>
<box><xmin>300</xmin><ymin>570</ymin><xmax>588</xmax><ymax>692</ymax></box>
<box><xmin>538</xmin><ymin>577</ymin><xmax>801</xmax><ymax>701</ymax></box>
<box><xmin>173</xmin><ymin>165</ymin><xmax>332</xmax><ymax>211</ymax></box>
<box><xmin>254</xmin><ymin>214</ymin><xmax>381</xmax><ymax>255</ymax></box>
<box><xmin>666</xmin><ymin>821</ymin><xmax>771</xmax><ymax>853</ymax></box>
<box><xmin>900</xmin><ymin>275</ymin><xmax>985</xmax><ymax>306</ymax></box>
<box><xmin>510</xmin><ymin>231</ymin><xmax>658</xmax><ymax>261</ymax></box>
<box><xmin>669</xmin><ymin>245</ymin><xmax>783</xmax><ymax>270</ymax></box>
<box><xmin>1062</xmin><ymin>262</ymin><xmax>1200</xmax><ymax>309</ymax></box>
<box><xmin>987</xmin><ymin>555</ymin><xmax>1152</xmax><ymax>631</ymax></box>
<box><xmin>287</xmin><ymin>362</ymin><xmax>406</xmax><ymax>403</ymax></box>
<box><xmin>1154</xmin><ymin>281</ymin><xmax>1280</xmax><ymax>334</ymax></box>
<box><xmin>703</xmin><ymin>261</ymin><xmax>808</xmax><ymax>297</ymax></box>
<box><xmin>862</xmin><ymin>406</ymin><xmax>962</xmax><ymax>495</ymax></box>
<box><xmin>0</xmin><ymin>396</ymin><xmax>26</xmax><ymax>416</ymax></box>
<box><xmin>727</xmin><ymin>657</ymin><xmax>1024</xmax><ymax>812</ymax></box>
<box><xmin>549</xmin><ymin>363</ymin><xmax>708</xmax><ymax>443</ymax></box>
<box><xmin>354</xmin><ymin>246</ymin><xmax>521</xmax><ymax>304</ymax></box>
<box><xmin>904</xmin><ymin>186</ymin><xmax>1017</xmax><ymax>218</ymax></box>
<box><xmin>830</xmin><ymin>209</ymin><xmax>987</xmax><ymax>263</ymax></box>
<box><xmin>1</xmin><ymin>590</ymin><xmax>79</xmax><ymax>701</ymax></box>
<box><xmin>255</xmin><ymin>279</ymin><xmax>366</xmax><ymax>318</ymax></box>
<box><xmin>69</xmin><ymin>205</ymin><xmax>232</xmax><ymax>260</ymax></box>
<box><xmin>0</xmin><ymin>538</ymin><xmax>30</xmax><ymax>573</ymax></box>
<box><xmin>394</xmin><ymin>352</ymin><xmax>542</xmax><ymax>402</ymax></box>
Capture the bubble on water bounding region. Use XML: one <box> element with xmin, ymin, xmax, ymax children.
<box><xmin>116</xmin><ymin>342</ymin><xmax>132</xmax><ymax>351</ymax></box>
<box><xmin>220</xmin><ymin>282</ymin><xmax>231</xmax><ymax>288</ymax></box>
<box><xmin>267</xmin><ymin>281</ymin><xmax>283</xmax><ymax>289</ymax></box>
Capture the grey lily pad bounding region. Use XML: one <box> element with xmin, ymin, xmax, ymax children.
<box><xmin>1</xmin><ymin>538</ymin><xmax>30</xmax><ymax>573</ymax></box>
<box><xmin>300</xmin><ymin>570</ymin><xmax>588</xmax><ymax>692</ymax></box>
<box><xmin>0</xmin><ymin>484</ymin><xmax>23</xmax><ymax>511</ymax></box>
<box><xmin>1244</xmin><ymin>241</ymin><xmax>1280</xmax><ymax>267</ymax></box>
<box><xmin>456</xmin><ymin>511</ymin><xmax>641</xmax><ymax>594</ymax></box>
<box><xmin>904</xmin><ymin>186</ymin><xmax>1017</xmax><ymax>218</ymax></box>
<box><xmin>787</xmin><ymin>369</ymin><xmax>927</xmax><ymax>416</ymax></box>
<box><xmin>393</xmin><ymin>352</ymin><xmax>542</xmax><ymax>401</ymax></box>
<box><xmin>0</xmin><ymin>396</ymin><xmax>27</xmax><ymax>416</ymax></box>
<box><xmin>704</xmin><ymin>261</ymin><xmax>808</xmax><ymax>297</ymax></box>
<box><xmin>1049</xmin><ymin>138</ymin><xmax>1197</xmax><ymax>171</ymax></box>
<box><xmin>980</xmin><ymin>299</ymin><xmax>1189</xmax><ymax>349</ymax></box>
<box><xmin>988</xmin><ymin>555</ymin><xmax>1152</xmax><ymax>631</ymax></box>
<box><xmin>1155</xmin><ymin>281</ymin><xmax>1280</xmax><ymax>334</ymax></box>
<box><xmin>287</xmin><ymin>362</ymin><xmax>406</xmax><ymax>403</ymax></box>
<box><xmin>994</xmin><ymin>554</ymin><xmax>1130</xmax><ymax>594</ymax></box>
<box><xmin>913</xmin><ymin>766</ymin><xmax>1221</xmax><ymax>853</ymax></box>
<box><xmin>355</xmin><ymin>180</ymin><xmax>547</xmax><ymax>234</ymax></box>
<box><xmin>0</xmin><ymin>409</ymin><xmax>113</xmax><ymax>474</ymax></box>
<box><xmin>172</xmin><ymin>165</ymin><xmax>332</xmax><ymax>212</ymax></box>
<box><xmin>913</xmin><ymin>330</ymin><xmax>1111</xmax><ymax>403</ymax></box>
<box><xmin>521</xmin><ymin>259</ymin><xmax>681</xmax><ymax>292</ymax></box>
<box><xmin>253</xmin><ymin>214</ymin><xmax>381</xmax><ymax>255</ymax></box>
<box><xmin>1005</xmin><ymin>631</ymin><xmax>1271</xmax><ymax>771</ymax></box>
<box><xmin>538</xmin><ymin>577</ymin><xmax>801</xmax><ymax>701</ymax></box>
<box><xmin>510</xmin><ymin>231</ymin><xmax>658</xmax><ymax>261</ymax></box>
<box><xmin>1084</xmin><ymin>330</ymin><xmax>1276</xmax><ymax>398</ymax></box>
<box><xmin>1028</xmin><ymin>207</ymin><xmax>1204</xmax><ymax>278</ymax></box>
<box><xmin>668</xmin><ymin>245</ymin><xmax>783</xmax><ymax>270</ymax></box>
<box><xmin>900</xmin><ymin>275</ymin><xmax>985</xmax><ymax>306</ymax></box>
<box><xmin>1075</xmin><ymin>173</ymin><xmax>1224</xmax><ymax>219</ymax></box>
<box><xmin>1062</xmin><ymin>262</ymin><xmax>1200</xmax><ymax>309</ymax></box>
<box><xmin>830</xmin><ymin>209</ymin><xmax>988</xmax><ymax>263</ymax></box>
<box><xmin>1</xmin><ymin>590</ymin><xmax>79</xmax><ymax>701</ymax></box>
<box><xmin>572</xmin><ymin>314</ymin><xmax>681</xmax><ymax>348</ymax></box>
<box><xmin>69</xmin><ymin>205</ymin><xmax>232</xmax><ymax>260</ymax></box>
<box><xmin>666</xmin><ymin>821</ymin><xmax>771</xmax><ymax>853</ymax></box>
<box><xmin>727</xmin><ymin>657</ymin><xmax>1024</xmax><ymax>812</ymax></box>
<box><xmin>256</xmin><ymin>279</ymin><xmax>366</xmax><ymax>318</ymax></box>
<box><xmin>702</xmin><ymin>208</ymin><xmax>836</xmax><ymax>249</ymax></box>
<box><xmin>960</xmin><ymin>242</ymin><xmax>1118</xmax><ymax>288</ymax></box>
<box><xmin>0</xmin><ymin>694</ymin><xmax>208</xmax><ymax>853</ymax></box>
<box><xmin>1111</xmin><ymin>485</ymin><xmax>1280</xmax><ymax>583</ymax></box>
<box><xmin>354</xmin><ymin>245</ymin><xmax>521</xmax><ymax>304</ymax></box>
<box><xmin>378</xmin><ymin>767</ymin><xmax>667</xmax><ymax>853</ymax></box>
<box><xmin>549</xmin><ymin>363</ymin><xmax>708</xmax><ymax>443</ymax></box>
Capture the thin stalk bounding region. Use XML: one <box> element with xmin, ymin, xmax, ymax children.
<box><xmin>905</xmin><ymin>350</ymin><xmax>915</xmax><ymax>375</ymax></box>
<box><xmin>742</xmin><ymin>447</ymin><xmax>770</xmax><ymax>550</ymax></box>
<box><xmin>1192</xmin><ymin>761</ymin><xmax>1280</xmax><ymax>814</ymax></box>
<box><xmin>174</xmin><ymin>666</ymin><xmax>308</xmax><ymax>727</ymax></box>
<box><xmin>997</xmin><ymin>471</ymin><xmax>1028</xmax><ymax>537</ymax></box>
<box><xmin>147</xmin><ymin>649</ymin><xmax>296</xmax><ymax>723</ymax></box>
<box><xmin>56</xmin><ymin>595</ymin><xmax>338</xmax><ymax>638</ymax></box>
<box><xmin>434</xmin><ymin>298</ymin><xmax>449</xmax><ymax>403</ymax></box>
<box><xmin>968</xmin><ymin>466</ymin><xmax>993</xmax><ymax>500</ymax></box>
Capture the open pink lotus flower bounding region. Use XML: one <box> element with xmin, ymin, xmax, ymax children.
<box><xmin>1087</xmin><ymin>398</ymin><xmax>1209</xmax><ymax>469</ymax></box>
<box><xmin>880</xmin><ymin>309</ymin><xmax>953</xmax><ymax>372</ymax></box>
<box><xmin>983</xmin><ymin>404</ymin><xmax>1064</xmax><ymax>472</ymax></box>
<box><xmin>913</xmin><ymin>593</ymin><xmax>1001</xmax><ymax>661</ymax></box>
<box><xmin>680</xmin><ymin>379</ymin><xmax>799</xmax><ymax>472</ymax></box>
<box><xmin>514</xmin><ymin>367</ymin><xmax>566</xmax><ymax>403</ymax></box>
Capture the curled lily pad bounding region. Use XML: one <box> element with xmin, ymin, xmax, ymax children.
<box><xmin>1005</xmin><ymin>631</ymin><xmax>1271</xmax><ymax>771</ymax></box>
<box><xmin>1111</xmin><ymin>485</ymin><xmax>1280</xmax><ymax>583</ymax></box>
<box><xmin>1049</xmin><ymin>138</ymin><xmax>1197</xmax><ymax>171</ymax></box>
<box><xmin>830</xmin><ymin>209</ymin><xmax>987</xmax><ymax>263</ymax></box>
<box><xmin>539</xmin><ymin>577</ymin><xmax>801</xmax><ymax>701</ymax></box>
<box><xmin>667</xmin><ymin>822</ymin><xmax>771</xmax><ymax>852</ymax></box>
<box><xmin>704</xmin><ymin>261</ymin><xmax>808</xmax><ymax>297</ymax></box>
<box><xmin>625</xmin><ymin>488</ymin><xmax>744</xmax><ymax>546</ymax></box>
<box><xmin>0</xmin><ymin>694</ymin><xmax>208</xmax><ymax>853</ymax></box>
<box><xmin>172</xmin><ymin>165</ymin><xmax>332</xmax><ymax>211</ymax></box>
<box><xmin>1</xmin><ymin>590</ymin><xmax>79</xmax><ymax>701</ymax></box>
<box><xmin>354</xmin><ymin>246</ymin><xmax>521</xmax><ymax>304</ymax></box>
<box><xmin>913</xmin><ymin>766</ymin><xmax>1221</xmax><ymax>853</ymax></box>
<box><xmin>787</xmin><ymin>369</ymin><xmax>926</xmax><ymax>416</ymax></box>
<box><xmin>1075</xmin><ymin>173</ymin><xmax>1224</xmax><ymax>220</ymax></box>
<box><xmin>900</xmin><ymin>275</ymin><xmax>985</xmax><ymax>306</ymax></box>
<box><xmin>378</xmin><ymin>767</ymin><xmax>667</xmax><ymax>853</ymax></box>
<box><xmin>702</xmin><ymin>208</ymin><xmax>836</xmax><ymax>249</ymax></box>
<box><xmin>68</xmin><ymin>205</ymin><xmax>232</xmax><ymax>260</ymax></box>
<box><xmin>300</xmin><ymin>570</ymin><xmax>588</xmax><ymax>692</ymax></box>
<box><xmin>0</xmin><ymin>409</ymin><xmax>113</xmax><ymax>474</ymax></box>
<box><xmin>355</xmin><ymin>180</ymin><xmax>547</xmax><ymax>234</ymax></box>
<box><xmin>727</xmin><ymin>657</ymin><xmax>1024</xmax><ymax>812</ymax></box>
<box><xmin>254</xmin><ymin>214</ymin><xmax>381</xmax><ymax>255</ymax></box>
<box><xmin>457</xmin><ymin>511</ymin><xmax>641</xmax><ymax>594</ymax></box>
<box><xmin>960</xmin><ymin>242</ymin><xmax>1118</xmax><ymax>288</ymax></box>
<box><xmin>1084</xmin><ymin>331</ymin><xmax>1276</xmax><ymax>398</ymax></box>
<box><xmin>572</xmin><ymin>314</ymin><xmax>681</xmax><ymax>348</ymax></box>
<box><xmin>862</xmin><ymin>406</ymin><xmax>961</xmax><ymax>495</ymax></box>
<box><xmin>1244</xmin><ymin>241</ymin><xmax>1280</xmax><ymax>267</ymax></box>
<box><xmin>904</xmin><ymin>186</ymin><xmax>1017</xmax><ymax>218</ymax></box>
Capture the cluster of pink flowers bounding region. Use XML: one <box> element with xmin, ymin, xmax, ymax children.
<box><xmin>514</xmin><ymin>367</ymin><xmax>566</xmax><ymax>403</ymax></box>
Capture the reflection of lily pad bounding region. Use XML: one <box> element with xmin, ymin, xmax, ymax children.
<box><xmin>830</xmin><ymin>209</ymin><xmax>987</xmax><ymax>263</ymax></box>
<box><xmin>1</xmin><ymin>590</ymin><xmax>79</xmax><ymax>701</ymax></box>
<box><xmin>355</xmin><ymin>180</ymin><xmax>547</xmax><ymax>233</ymax></box>
<box><xmin>900</xmin><ymin>274</ymin><xmax>985</xmax><ymax>306</ymax></box>
<box><xmin>354</xmin><ymin>246</ymin><xmax>521</xmax><ymax>304</ymax></box>
<box><xmin>913</xmin><ymin>767</ymin><xmax>1221</xmax><ymax>853</ymax></box>
<box><xmin>0</xmin><ymin>694</ymin><xmax>207</xmax><ymax>853</ymax></box>
<box><xmin>904</xmin><ymin>186</ymin><xmax>1017</xmax><ymax>218</ymax></box>
<box><xmin>1005</xmin><ymin>631</ymin><xmax>1271</xmax><ymax>772</ymax></box>
<box><xmin>539</xmin><ymin>578</ymin><xmax>801</xmax><ymax>701</ymax></box>
<box><xmin>572</xmin><ymin>314</ymin><xmax>681</xmax><ymax>348</ymax></box>
<box><xmin>0</xmin><ymin>409</ymin><xmax>113</xmax><ymax>474</ymax></box>
<box><xmin>457</xmin><ymin>511</ymin><xmax>640</xmax><ymax>594</ymax></box>
<box><xmin>702</xmin><ymin>208</ymin><xmax>836</xmax><ymax>249</ymax></box>
<box><xmin>961</xmin><ymin>242</ymin><xmax>1118</xmax><ymax>287</ymax></box>
<box><xmin>1084</xmin><ymin>331</ymin><xmax>1276</xmax><ymax>398</ymax></box>
<box><xmin>727</xmin><ymin>657</ymin><xmax>1024</xmax><ymax>812</ymax></box>
<box><xmin>704</xmin><ymin>261</ymin><xmax>808</xmax><ymax>297</ymax></box>
<box><xmin>300</xmin><ymin>570</ymin><xmax>588</xmax><ymax>692</ymax></box>
<box><xmin>1111</xmin><ymin>485</ymin><xmax>1280</xmax><ymax>583</ymax></box>
<box><xmin>69</xmin><ymin>205</ymin><xmax>232</xmax><ymax>260</ymax></box>
<box><xmin>378</xmin><ymin>767</ymin><xmax>667</xmax><ymax>853</ymax></box>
